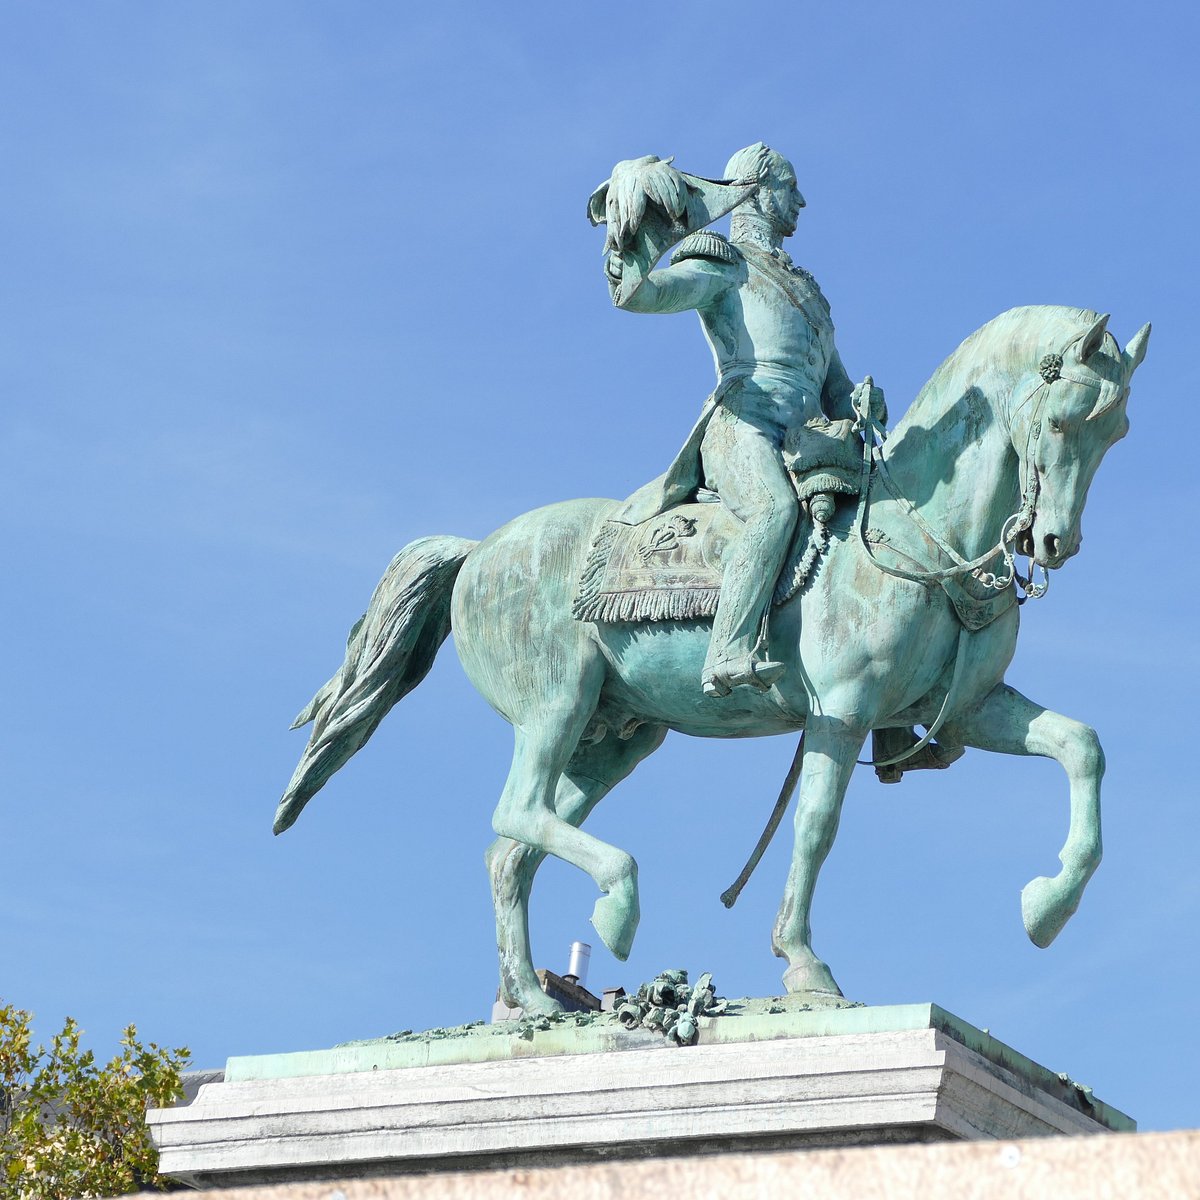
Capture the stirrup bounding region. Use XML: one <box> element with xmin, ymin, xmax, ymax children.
<box><xmin>703</xmin><ymin>660</ymin><xmax>786</xmax><ymax>698</ymax></box>
<box><xmin>874</xmin><ymin>732</ymin><xmax>965</xmax><ymax>784</ymax></box>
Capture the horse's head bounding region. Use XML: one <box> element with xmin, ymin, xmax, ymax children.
<box><xmin>1008</xmin><ymin>312</ymin><xmax>1150</xmax><ymax>568</ymax></box>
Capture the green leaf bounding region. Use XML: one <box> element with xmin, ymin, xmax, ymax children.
<box><xmin>0</xmin><ymin>999</ymin><xmax>189</xmax><ymax>1198</ymax></box>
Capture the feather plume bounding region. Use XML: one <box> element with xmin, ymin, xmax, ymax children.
<box><xmin>603</xmin><ymin>155</ymin><xmax>687</xmax><ymax>251</ymax></box>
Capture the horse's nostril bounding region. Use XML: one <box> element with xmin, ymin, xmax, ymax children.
<box><xmin>1044</xmin><ymin>533</ymin><xmax>1062</xmax><ymax>559</ymax></box>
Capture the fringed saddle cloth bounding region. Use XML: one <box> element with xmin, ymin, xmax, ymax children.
<box><xmin>574</xmin><ymin>501</ymin><xmax>736</xmax><ymax>624</ymax></box>
<box><xmin>573</xmin><ymin>418</ymin><xmax>864</xmax><ymax>625</ymax></box>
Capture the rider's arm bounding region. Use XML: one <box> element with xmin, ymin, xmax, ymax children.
<box><xmin>821</xmin><ymin>347</ymin><xmax>857</xmax><ymax>419</ymax></box>
<box><xmin>607</xmin><ymin>255</ymin><xmax>736</xmax><ymax>315</ymax></box>
<box><xmin>824</xmin><ymin>346</ymin><xmax>888</xmax><ymax>427</ymax></box>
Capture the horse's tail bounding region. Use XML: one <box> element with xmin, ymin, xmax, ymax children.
<box><xmin>273</xmin><ymin>534</ymin><xmax>478</xmax><ymax>835</ymax></box>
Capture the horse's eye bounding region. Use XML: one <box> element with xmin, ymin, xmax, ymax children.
<box><xmin>1048</xmin><ymin>417</ymin><xmax>1063</xmax><ymax>434</ymax></box>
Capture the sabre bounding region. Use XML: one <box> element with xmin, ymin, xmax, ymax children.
<box><xmin>720</xmin><ymin>731</ymin><xmax>805</xmax><ymax>908</ymax></box>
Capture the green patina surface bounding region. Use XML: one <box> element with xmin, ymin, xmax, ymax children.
<box><xmin>223</xmin><ymin>1000</ymin><xmax>1133</xmax><ymax>1133</ymax></box>
<box><xmin>273</xmin><ymin>144</ymin><xmax>1150</xmax><ymax>1023</ymax></box>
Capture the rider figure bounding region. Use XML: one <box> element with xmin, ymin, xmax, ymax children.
<box><xmin>606</xmin><ymin>142</ymin><xmax>884</xmax><ymax>698</ymax></box>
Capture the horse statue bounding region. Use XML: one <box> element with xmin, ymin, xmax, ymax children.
<box><xmin>275</xmin><ymin>304</ymin><xmax>1149</xmax><ymax>1017</ymax></box>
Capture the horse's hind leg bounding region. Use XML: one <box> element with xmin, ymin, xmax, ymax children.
<box><xmin>487</xmin><ymin>723</ymin><xmax>667</xmax><ymax>1016</ymax></box>
<box><xmin>489</xmin><ymin>682</ymin><xmax>647</xmax><ymax>967</ymax></box>
<box><xmin>938</xmin><ymin>683</ymin><xmax>1103</xmax><ymax>947</ymax></box>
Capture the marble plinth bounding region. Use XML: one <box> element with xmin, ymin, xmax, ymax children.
<box><xmin>148</xmin><ymin>1002</ymin><xmax>1132</xmax><ymax>1189</ymax></box>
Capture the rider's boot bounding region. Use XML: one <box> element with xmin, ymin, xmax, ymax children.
<box><xmin>872</xmin><ymin>727</ymin><xmax>965</xmax><ymax>784</ymax></box>
<box><xmin>702</xmin><ymin>658</ymin><xmax>786</xmax><ymax>698</ymax></box>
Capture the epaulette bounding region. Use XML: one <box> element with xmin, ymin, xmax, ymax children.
<box><xmin>670</xmin><ymin>230</ymin><xmax>741</xmax><ymax>267</ymax></box>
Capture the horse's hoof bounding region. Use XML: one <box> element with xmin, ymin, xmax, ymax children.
<box><xmin>782</xmin><ymin>957</ymin><xmax>843</xmax><ymax>996</ymax></box>
<box><xmin>498</xmin><ymin>975</ymin><xmax>563</xmax><ymax>1019</ymax></box>
<box><xmin>591</xmin><ymin>885</ymin><xmax>640</xmax><ymax>961</ymax></box>
<box><xmin>1021</xmin><ymin>874</ymin><xmax>1076</xmax><ymax>948</ymax></box>
<box><xmin>517</xmin><ymin>991</ymin><xmax>564</xmax><ymax>1018</ymax></box>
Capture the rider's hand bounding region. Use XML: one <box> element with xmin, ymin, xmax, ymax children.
<box><xmin>852</xmin><ymin>376</ymin><xmax>888</xmax><ymax>430</ymax></box>
<box><xmin>866</xmin><ymin>382</ymin><xmax>887</xmax><ymax>426</ymax></box>
<box><xmin>605</xmin><ymin>252</ymin><xmax>625</xmax><ymax>284</ymax></box>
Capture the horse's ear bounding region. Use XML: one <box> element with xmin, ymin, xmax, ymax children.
<box><xmin>1073</xmin><ymin>312</ymin><xmax>1110</xmax><ymax>363</ymax></box>
<box><xmin>587</xmin><ymin>181</ymin><xmax>609</xmax><ymax>227</ymax></box>
<box><xmin>1122</xmin><ymin>322</ymin><xmax>1151</xmax><ymax>377</ymax></box>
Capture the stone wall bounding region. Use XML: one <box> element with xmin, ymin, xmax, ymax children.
<box><xmin>157</xmin><ymin>1130</ymin><xmax>1195</xmax><ymax>1200</ymax></box>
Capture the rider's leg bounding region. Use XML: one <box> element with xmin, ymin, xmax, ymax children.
<box><xmin>487</xmin><ymin>724</ymin><xmax>667</xmax><ymax>1016</ymax></box>
<box><xmin>771</xmin><ymin>715</ymin><xmax>867</xmax><ymax>995</ymax></box>
<box><xmin>937</xmin><ymin>683</ymin><xmax>1103</xmax><ymax>947</ymax></box>
<box><xmin>871</xmin><ymin>727</ymin><xmax>965</xmax><ymax>784</ymax></box>
<box><xmin>699</xmin><ymin>405</ymin><xmax>798</xmax><ymax>695</ymax></box>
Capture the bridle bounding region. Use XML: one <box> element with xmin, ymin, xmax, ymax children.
<box><xmin>723</xmin><ymin>343</ymin><xmax>1113</xmax><ymax>901</ymax></box>
<box><xmin>852</xmin><ymin>324</ymin><xmax>1124</xmax><ymax>607</ymax></box>
<box><xmin>725</xmin><ymin>333</ymin><xmax>1129</xmax><ymax>904</ymax></box>
<box><xmin>846</xmin><ymin>336</ymin><xmax>1118</xmax><ymax>771</ymax></box>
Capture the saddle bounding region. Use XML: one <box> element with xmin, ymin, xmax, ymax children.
<box><xmin>573</xmin><ymin>417</ymin><xmax>864</xmax><ymax>625</ymax></box>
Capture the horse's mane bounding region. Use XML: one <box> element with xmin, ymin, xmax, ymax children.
<box><xmin>894</xmin><ymin>305</ymin><xmax>1121</xmax><ymax>436</ymax></box>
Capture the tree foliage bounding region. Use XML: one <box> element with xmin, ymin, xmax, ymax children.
<box><xmin>0</xmin><ymin>1003</ymin><xmax>189</xmax><ymax>1199</ymax></box>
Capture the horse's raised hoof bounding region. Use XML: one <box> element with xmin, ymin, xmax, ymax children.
<box><xmin>591</xmin><ymin>881</ymin><xmax>640</xmax><ymax>961</ymax></box>
<box><xmin>1021</xmin><ymin>874</ymin><xmax>1078</xmax><ymax>948</ymax></box>
<box><xmin>782</xmin><ymin>956</ymin><xmax>843</xmax><ymax>997</ymax></box>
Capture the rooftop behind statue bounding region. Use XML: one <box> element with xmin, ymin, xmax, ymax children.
<box><xmin>274</xmin><ymin>145</ymin><xmax>1150</xmax><ymax>1017</ymax></box>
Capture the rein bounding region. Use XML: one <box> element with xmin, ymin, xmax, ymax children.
<box><xmin>844</xmin><ymin>362</ymin><xmax>1075</xmax><ymax>773</ymax></box>
<box><xmin>724</xmin><ymin>336</ymin><xmax>1121</xmax><ymax>905</ymax></box>
<box><xmin>723</xmin><ymin>381</ymin><xmax>1024</xmax><ymax>903</ymax></box>
<box><xmin>851</xmin><ymin>381</ymin><xmax>1051</xmax><ymax>600</ymax></box>
<box><xmin>856</xmin><ymin>624</ymin><xmax>970</xmax><ymax>768</ymax></box>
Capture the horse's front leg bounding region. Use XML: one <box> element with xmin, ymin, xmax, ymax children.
<box><xmin>772</xmin><ymin>716</ymin><xmax>867</xmax><ymax>996</ymax></box>
<box><xmin>939</xmin><ymin>683</ymin><xmax>1103</xmax><ymax>947</ymax></box>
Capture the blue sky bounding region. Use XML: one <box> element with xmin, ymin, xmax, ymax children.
<box><xmin>2</xmin><ymin>0</ymin><xmax>1196</xmax><ymax>1133</ymax></box>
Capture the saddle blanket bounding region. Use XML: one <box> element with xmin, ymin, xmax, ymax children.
<box><xmin>572</xmin><ymin>502</ymin><xmax>819</xmax><ymax>625</ymax></box>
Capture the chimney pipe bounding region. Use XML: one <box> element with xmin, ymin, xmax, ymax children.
<box><xmin>566</xmin><ymin>941</ymin><xmax>591</xmax><ymax>988</ymax></box>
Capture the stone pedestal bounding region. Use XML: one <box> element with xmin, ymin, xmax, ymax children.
<box><xmin>148</xmin><ymin>1002</ymin><xmax>1132</xmax><ymax>1189</ymax></box>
